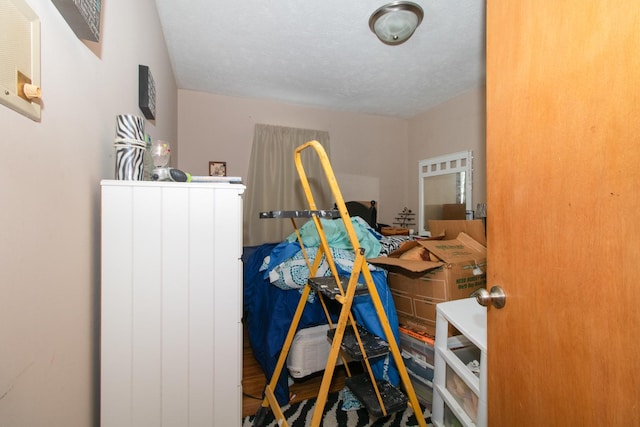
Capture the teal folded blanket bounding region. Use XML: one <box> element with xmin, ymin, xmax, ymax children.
<box><xmin>285</xmin><ymin>216</ymin><xmax>382</xmax><ymax>258</ymax></box>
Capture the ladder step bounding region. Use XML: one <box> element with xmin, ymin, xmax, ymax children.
<box><xmin>308</xmin><ymin>276</ymin><xmax>369</xmax><ymax>299</ymax></box>
<box><xmin>327</xmin><ymin>324</ymin><xmax>389</xmax><ymax>360</ymax></box>
<box><xmin>345</xmin><ymin>374</ymin><xmax>408</xmax><ymax>418</ymax></box>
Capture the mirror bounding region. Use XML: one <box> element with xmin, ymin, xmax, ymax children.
<box><xmin>418</xmin><ymin>151</ymin><xmax>473</xmax><ymax>236</ymax></box>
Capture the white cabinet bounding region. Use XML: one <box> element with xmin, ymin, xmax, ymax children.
<box><xmin>432</xmin><ymin>298</ymin><xmax>487</xmax><ymax>427</ymax></box>
<box><xmin>100</xmin><ymin>180</ymin><xmax>245</xmax><ymax>427</ymax></box>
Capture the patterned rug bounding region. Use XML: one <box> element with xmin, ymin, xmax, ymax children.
<box><xmin>242</xmin><ymin>390</ymin><xmax>432</xmax><ymax>427</ymax></box>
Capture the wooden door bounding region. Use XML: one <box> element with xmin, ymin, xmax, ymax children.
<box><xmin>486</xmin><ymin>1</ymin><xmax>640</xmax><ymax>425</ymax></box>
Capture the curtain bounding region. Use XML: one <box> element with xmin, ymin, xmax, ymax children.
<box><xmin>244</xmin><ymin>124</ymin><xmax>332</xmax><ymax>246</ymax></box>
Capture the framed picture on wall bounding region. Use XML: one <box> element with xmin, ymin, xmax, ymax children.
<box><xmin>52</xmin><ymin>0</ymin><xmax>101</xmax><ymax>42</ymax></box>
<box><xmin>209</xmin><ymin>161</ymin><xmax>227</xmax><ymax>176</ymax></box>
<box><xmin>138</xmin><ymin>65</ymin><xmax>156</xmax><ymax>120</ymax></box>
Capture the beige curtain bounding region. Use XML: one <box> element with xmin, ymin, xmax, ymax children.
<box><xmin>244</xmin><ymin>124</ymin><xmax>331</xmax><ymax>246</ymax></box>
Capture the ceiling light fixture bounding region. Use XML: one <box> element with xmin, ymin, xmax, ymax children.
<box><xmin>369</xmin><ymin>1</ymin><xmax>424</xmax><ymax>46</ymax></box>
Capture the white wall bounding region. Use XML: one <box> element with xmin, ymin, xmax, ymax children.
<box><xmin>0</xmin><ymin>2</ymin><xmax>483</xmax><ymax>419</ymax></box>
<box><xmin>407</xmin><ymin>86</ymin><xmax>487</xmax><ymax>216</ymax></box>
<box><xmin>177</xmin><ymin>90</ymin><xmax>409</xmax><ymax>224</ymax></box>
<box><xmin>177</xmin><ymin>88</ymin><xmax>486</xmax><ymax>226</ymax></box>
<box><xmin>0</xmin><ymin>0</ymin><xmax>177</xmax><ymax>425</ymax></box>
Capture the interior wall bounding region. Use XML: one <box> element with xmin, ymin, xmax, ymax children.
<box><xmin>177</xmin><ymin>90</ymin><xmax>409</xmax><ymax>224</ymax></box>
<box><xmin>0</xmin><ymin>0</ymin><xmax>177</xmax><ymax>426</ymax></box>
<box><xmin>407</xmin><ymin>86</ymin><xmax>487</xmax><ymax>219</ymax></box>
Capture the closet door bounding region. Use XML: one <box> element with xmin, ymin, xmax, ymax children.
<box><xmin>101</xmin><ymin>180</ymin><xmax>244</xmax><ymax>427</ymax></box>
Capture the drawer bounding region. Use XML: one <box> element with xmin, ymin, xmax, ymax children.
<box><xmin>445</xmin><ymin>365</ymin><xmax>478</xmax><ymax>423</ymax></box>
<box><xmin>443</xmin><ymin>402</ymin><xmax>464</xmax><ymax>427</ymax></box>
<box><xmin>451</xmin><ymin>342</ymin><xmax>481</xmax><ymax>372</ymax></box>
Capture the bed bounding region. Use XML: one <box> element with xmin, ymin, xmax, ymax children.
<box><xmin>242</xmin><ymin>201</ymin><xmax>412</xmax><ymax>405</ymax></box>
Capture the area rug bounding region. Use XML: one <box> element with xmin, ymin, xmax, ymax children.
<box><xmin>242</xmin><ymin>390</ymin><xmax>432</xmax><ymax>427</ymax></box>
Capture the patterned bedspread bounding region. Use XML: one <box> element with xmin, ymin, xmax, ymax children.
<box><xmin>244</xmin><ymin>218</ymin><xmax>412</xmax><ymax>405</ymax></box>
<box><xmin>262</xmin><ymin>217</ymin><xmax>410</xmax><ymax>292</ymax></box>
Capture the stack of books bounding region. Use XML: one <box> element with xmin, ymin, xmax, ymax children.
<box><xmin>190</xmin><ymin>176</ymin><xmax>243</xmax><ymax>184</ymax></box>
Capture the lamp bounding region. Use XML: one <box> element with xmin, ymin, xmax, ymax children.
<box><xmin>369</xmin><ymin>1</ymin><xmax>424</xmax><ymax>46</ymax></box>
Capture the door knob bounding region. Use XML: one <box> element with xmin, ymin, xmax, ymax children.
<box><xmin>471</xmin><ymin>286</ymin><xmax>506</xmax><ymax>309</ymax></box>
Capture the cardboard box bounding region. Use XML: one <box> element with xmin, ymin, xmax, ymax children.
<box><xmin>369</xmin><ymin>232</ymin><xmax>487</xmax><ymax>331</ymax></box>
<box><xmin>442</xmin><ymin>203</ymin><xmax>466</xmax><ymax>220</ymax></box>
<box><xmin>428</xmin><ymin>219</ymin><xmax>486</xmax><ymax>246</ymax></box>
<box><xmin>380</xmin><ymin>226</ymin><xmax>409</xmax><ymax>236</ymax></box>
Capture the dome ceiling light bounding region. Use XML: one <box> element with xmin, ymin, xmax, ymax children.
<box><xmin>369</xmin><ymin>1</ymin><xmax>424</xmax><ymax>46</ymax></box>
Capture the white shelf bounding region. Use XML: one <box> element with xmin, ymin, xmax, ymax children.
<box><xmin>432</xmin><ymin>298</ymin><xmax>487</xmax><ymax>427</ymax></box>
<box><xmin>438</xmin><ymin>298</ymin><xmax>486</xmax><ymax>351</ymax></box>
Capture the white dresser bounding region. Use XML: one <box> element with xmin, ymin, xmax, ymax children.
<box><xmin>100</xmin><ymin>180</ymin><xmax>245</xmax><ymax>426</ymax></box>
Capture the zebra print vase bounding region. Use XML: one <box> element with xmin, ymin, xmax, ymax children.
<box><xmin>114</xmin><ymin>142</ymin><xmax>146</xmax><ymax>180</ymax></box>
<box><xmin>114</xmin><ymin>114</ymin><xmax>146</xmax><ymax>180</ymax></box>
<box><xmin>115</xmin><ymin>114</ymin><xmax>145</xmax><ymax>141</ymax></box>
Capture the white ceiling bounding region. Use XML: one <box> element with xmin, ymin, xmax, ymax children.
<box><xmin>153</xmin><ymin>1</ymin><xmax>486</xmax><ymax>119</ymax></box>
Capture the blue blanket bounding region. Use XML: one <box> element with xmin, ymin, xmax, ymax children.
<box><xmin>243</xmin><ymin>224</ymin><xmax>401</xmax><ymax>405</ymax></box>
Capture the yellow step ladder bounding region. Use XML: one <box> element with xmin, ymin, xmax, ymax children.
<box><xmin>254</xmin><ymin>140</ymin><xmax>427</xmax><ymax>427</ymax></box>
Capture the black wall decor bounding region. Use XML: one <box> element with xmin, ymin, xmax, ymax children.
<box><xmin>138</xmin><ymin>65</ymin><xmax>156</xmax><ymax>120</ymax></box>
<box><xmin>52</xmin><ymin>0</ymin><xmax>101</xmax><ymax>42</ymax></box>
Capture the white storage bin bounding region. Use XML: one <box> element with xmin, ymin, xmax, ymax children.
<box><xmin>286</xmin><ymin>324</ymin><xmax>343</xmax><ymax>378</ymax></box>
<box><xmin>406</xmin><ymin>367</ymin><xmax>434</xmax><ymax>408</ymax></box>
<box><xmin>400</xmin><ymin>330</ymin><xmax>435</xmax><ymax>366</ymax></box>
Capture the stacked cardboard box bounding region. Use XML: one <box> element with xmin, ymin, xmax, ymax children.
<box><xmin>369</xmin><ymin>231</ymin><xmax>487</xmax><ymax>336</ymax></box>
<box><xmin>370</xmin><ymin>221</ymin><xmax>487</xmax><ymax>407</ymax></box>
<box><xmin>428</xmin><ymin>219</ymin><xmax>486</xmax><ymax>246</ymax></box>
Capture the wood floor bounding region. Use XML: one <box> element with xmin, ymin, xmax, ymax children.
<box><xmin>241</xmin><ymin>325</ymin><xmax>348</xmax><ymax>418</ymax></box>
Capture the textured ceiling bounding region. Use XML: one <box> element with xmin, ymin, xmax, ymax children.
<box><xmin>154</xmin><ymin>1</ymin><xmax>486</xmax><ymax>119</ymax></box>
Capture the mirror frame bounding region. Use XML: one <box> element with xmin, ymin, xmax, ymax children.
<box><xmin>418</xmin><ymin>150</ymin><xmax>473</xmax><ymax>236</ymax></box>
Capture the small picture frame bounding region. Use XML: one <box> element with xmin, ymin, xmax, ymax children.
<box><xmin>209</xmin><ymin>161</ymin><xmax>227</xmax><ymax>176</ymax></box>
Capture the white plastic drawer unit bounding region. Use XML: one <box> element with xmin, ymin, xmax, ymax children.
<box><xmin>432</xmin><ymin>298</ymin><xmax>487</xmax><ymax>427</ymax></box>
